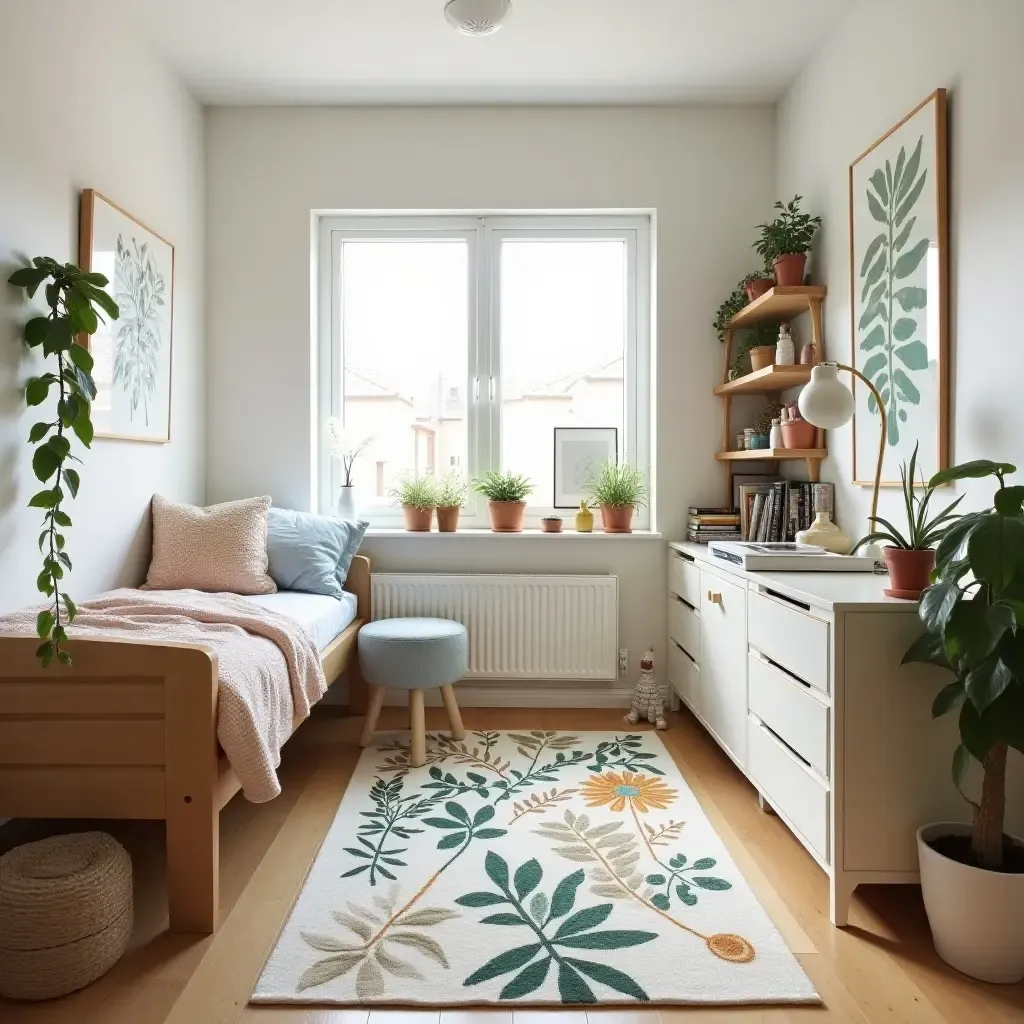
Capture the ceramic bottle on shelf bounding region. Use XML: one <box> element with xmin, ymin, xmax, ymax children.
<box><xmin>775</xmin><ymin>323</ymin><xmax>795</xmax><ymax>366</ymax></box>
<box><xmin>769</xmin><ymin>417</ymin><xmax>784</xmax><ymax>450</ymax></box>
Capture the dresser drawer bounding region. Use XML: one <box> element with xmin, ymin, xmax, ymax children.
<box><xmin>748</xmin><ymin>652</ymin><xmax>829</xmax><ymax>776</ymax></box>
<box><xmin>748</xmin><ymin>717</ymin><xmax>830</xmax><ymax>864</ymax></box>
<box><xmin>668</xmin><ymin>595</ymin><xmax>699</xmax><ymax>659</ymax></box>
<box><xmin>668</xmin><ymin>551</ymin><xmax>701</xmax><ymax>607</ymax></box>
<box><xmin>668</xmin><ymin>640</ymin><xmax>700</xmax><ymax>711</ymax></box>
<box><xmin>748</xmin><ymin>589</ymin><xmax>829</xmax><ymax>692</ymax></box>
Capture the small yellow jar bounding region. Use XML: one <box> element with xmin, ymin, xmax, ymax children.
<box><xmin>574</xmin><ymin>501</ymin><xmax>594</xmax><ymax>533</ymax></box>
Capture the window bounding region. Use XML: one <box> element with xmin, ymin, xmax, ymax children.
<box><xmin>318</xmin><ymin>214</ymin><xmax>651</xmax><ymax>528</ymax></box>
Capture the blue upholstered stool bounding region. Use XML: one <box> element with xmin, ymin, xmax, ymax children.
<box><xmin>357</xmin><ymin>618</ymin><xmax>468</xmax><ymax>767</ymax></box>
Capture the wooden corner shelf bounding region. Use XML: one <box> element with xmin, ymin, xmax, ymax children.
<box><xmin>715</xmin><ymin>448</ymin><xmax>827</xmax><ymax>482</ymax></box>
<box><xmin>716</xmin><ymin>285</ymin><xmax>828</xmax><ymax>503</ymax></box>
<box><xmin>727</xmin><ymin>285</ymin><xmax>827</xmax><ymax>328</ymax></box>
<box><xmin>713</xmin><ymin>364</ymin><xmax>812</xmax><ymax>396</ymax></box>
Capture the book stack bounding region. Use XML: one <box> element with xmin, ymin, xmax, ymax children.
<box><xmin>687</xmin><ymin>507</ymin><xmax>741</xmax><ymax>544</ymax></box>
<box><xmin>737</xmin><ymin>481</ymin><xmax>836</xmax><ymax>542</ymax></box>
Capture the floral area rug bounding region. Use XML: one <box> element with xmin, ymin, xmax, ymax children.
<box><xmin>252</xmin><ymin>730</ymin><xmax>818</xmax><ymax>1008</ymax></box>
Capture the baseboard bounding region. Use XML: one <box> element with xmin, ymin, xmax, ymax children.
<box><xmin>322</xmin><ymin>678</ymin><xmax>647</xmax><ymax>709</ymax></box>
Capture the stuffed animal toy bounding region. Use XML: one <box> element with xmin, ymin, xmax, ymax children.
<box><xmin>625</xmin><ymin>649</ymin><xmax>666</xmax><ymax>730</ymax></box>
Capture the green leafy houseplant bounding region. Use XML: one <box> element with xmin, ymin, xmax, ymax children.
<box><xmin>473</xmin><ymin>471</ymin><xmax>534</xmax><ymax>533</ymax></box>
<box><xmin>434</xmin><ymin>471</ymin><xmax>468</xmax><ymax>509</ymax></box>
<box><xmin>853</xmin><ymin>443</ymin><xmax>963</xmax><ymax>551</ymax></box>
<box><xmin>902</xmin><ymin>458</ymin><xmax>1024</xmax><ymax>869</ymax></box>
<box><xmin>8</xmin><ymin>258</ymin><xmax>117</xmax><ymax>667</ymax></box>
<box><xmin>585</xmin><ymin>461</ymin><xmax>647</xmax><ymax>534</ymax></box>
<box><xmin>389</xmin><ymin>472</ymin><xmax>437</xmax><ymax>511</ymax></box>
<box><xmin>472</xmin><ymin>471</ymin><xmax>533</xmax><ymax>504</ymax></box>
<box><xmin>754</xmin><ymin>195</ymin><xmax>823</xmax><ymax>263</ymax></box>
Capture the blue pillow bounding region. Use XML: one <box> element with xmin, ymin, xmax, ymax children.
<box><xmin>266</xmin><ymin>508</ymin><xmax>368</xmax><ymax>599</ymax></box>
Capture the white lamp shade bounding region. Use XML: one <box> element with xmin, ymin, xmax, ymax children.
<box><xmin>798</xmin><ymin>363</ymin><xmax>854</xmax><ymax>429</ymax></box>
<box><xmin>445</xmin><ymin>0</ymin><xmax>512</xmax><ymax>35</ymax></box>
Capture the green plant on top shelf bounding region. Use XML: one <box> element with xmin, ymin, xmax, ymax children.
<box><xmin>472</xmin><ymin>470</ymin><xmax>534</xmax><ymax>503</ymax></box>
<box><xmin>585</xmin><ymin>461</ymin><xmax>648</xmax><ymax>509</ymax></box>
<box><xmin>754</xmin><ymin>195</ymin><xmax>823</xmax><ymax>262</ymax></box>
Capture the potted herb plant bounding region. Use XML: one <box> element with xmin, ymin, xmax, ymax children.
<box><xmin>754</xmin><ymin>195</ymin><xmax>823</xmax><ymax>287</ymax></box>
<box><xmin>472</xmin><ymin>471</ymin><xmax>533</xmax><ymax>532</ymax></box>
<box><xmin>585</xmin><ymin>461</ymin><xmax>648</xmax><ymax>534</ymax></box>
<box><xmin>902</xmin><ymin>457</ymin><xmax>1024</xmax><ymax>982</ymax></box>
<box><xmin>851</xmin><ymin>443</ymin><xmax>963</xmax><ymax>598</ymax></box>
<box><xmin>741</xmin><ymin>268</ymin><xmax>775</xmax><ymax>301</ymax></box>
<box><xmin>389</xmin><ymin>472</ymin><xmax>437</xmax><ymax>532</ymax></box>
<box><xmin>434</xmin><ymin>471</ymin><xmax>467</xmax><ymax>533</ymax></box>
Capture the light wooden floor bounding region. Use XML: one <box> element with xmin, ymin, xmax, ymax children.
<box><xmin>1</xmin><ymin>706</ymin><xmax>1022</xmax><ymax>1024</ymax></box>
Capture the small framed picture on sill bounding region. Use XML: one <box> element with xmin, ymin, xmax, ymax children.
<box><xmin>553</xmin><ymin>427</ymin><xmax>618</xmax><ymax>509</ymax></box>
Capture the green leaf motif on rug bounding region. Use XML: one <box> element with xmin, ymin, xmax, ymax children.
<box><xmin>459</xmin><ymin>852</ymin><xmax>656</xmax><ymax>1003</ymax></box>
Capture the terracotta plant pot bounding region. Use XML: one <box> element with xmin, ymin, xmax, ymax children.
<box><xmin>402</xmin><ymin>505</ymin><xmax>434</xmax><ymax>532</ymax></box>
<box><xmin>600</xmin><ymin>504</ymin><xmax>634</xmax><ymax>534</ymax></box>
<box><xmin>773</xmin><ymin>253</ymin><xmax>807</xmax><ymax>287</ymax></box>
<box><xmin>749</xmin><ymin>346</ymin><xmax>776</xmax><ymax>371</ymax></box>
<box><xmin>883</xmin><ymin>547</ymin><xmax>936</xmax><ymax>599</ymax></box>
<box><xmin>781</xmin><ymin>418</ymin><xmax>816</xmax><ymax>449</ymax></box>
<box><xmin>436</xmin><ymin>506</ymin><xmax>460</xmax><ymax>533</ymax></box>
<box><xmin>488</xmin><ymin>500</ymin><xmax>526</xmax><ymax>533</ymax></box>
<box><xmin>540</xmin><ymin>517</ymin><xmax>563</xmax><ymax>534</ymax></box>
<box><xmin>744</xmin><ymin>278</ymin><xmax>774</xmax><ymax>301</ymax></box>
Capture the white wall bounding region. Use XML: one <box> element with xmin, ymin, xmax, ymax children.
<box><xmin>205</xmin><ymin>105</ymin><xmax>776</xmax><ymax>698</ymax></box>
<box><xmin>0</xmin><ymin>0</ymin><xmax>205</xmax><ymax>614</ymax></box>
<box><xmin>777</xmin><ymin>0</ymin><xmax>1024</xmax><ymax>530</ymax></box>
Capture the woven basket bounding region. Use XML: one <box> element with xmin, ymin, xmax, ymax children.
<box><xmin>0</xmin><ymin>832</ymin><xmax>133</xmax><ymax>1001</ymax></box>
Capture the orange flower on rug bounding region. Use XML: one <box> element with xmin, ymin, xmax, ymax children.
<box><xmin>579</xmin><ymin>770</ymin><xmax>676</xmax><ymax>813</ymax></box>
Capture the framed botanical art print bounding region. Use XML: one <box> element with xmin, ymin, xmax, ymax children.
<box><xmin>79</xmin><ymin>189</ymin><xmax>174</xmax><ymax>442</ymax></box>
<box><xmin>849</xmin><ymin>89</ymin><xmax>948</xmax><ymax>484</ymax></box>
<box><xmin>553</xmin><ymin>427</ymin><xmax>618</xmax><ymax>508</ymax></box>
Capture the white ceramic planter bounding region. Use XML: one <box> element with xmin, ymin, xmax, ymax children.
<box><xmin>918</xmin><ymin>822</ymin><xmax>1024</xmax><ymax>983</ymax></box>
<box><xmin>336</xmin><ymin>486</ymin><xmax>357</xmax><ymax>521</ymax></box>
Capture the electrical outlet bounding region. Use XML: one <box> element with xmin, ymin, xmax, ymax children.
<box><xmin>618</xmin><ymin>648</ymin><xmax>628</xmax><ymax>675</ymax></box>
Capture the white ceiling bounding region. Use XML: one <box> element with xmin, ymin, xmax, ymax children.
<box><xmin>132</xmin><ymin>0</ymin><xmax>851</xmax><ymax>106</ymax></box>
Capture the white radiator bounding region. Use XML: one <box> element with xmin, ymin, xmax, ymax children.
<box><xmin>371</xmin><ymin>574</ymin><xmax>618</xmax><ymax>680</ymax></box>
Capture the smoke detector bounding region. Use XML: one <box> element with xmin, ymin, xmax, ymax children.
<box><xmin>444</xmin><ymin>0</ymin><xmax>512</xmax><ymax>36</ymax></box>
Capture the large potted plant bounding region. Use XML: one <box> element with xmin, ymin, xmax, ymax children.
<box><xmin>8</xmin><ymin>258</ymin><xmax>115</xmax><ymax>667</ymax></box>
<box><xmin>852</xmin><ymin>443</ymin><xmax>963</xmax><ymax>598</ymax></box>
<box><xmin>754</xmin><ymin>195</ymin><xmax>823</xmax><ymax>287</ymax></box>
<box><xmin>585</xmin><ymin>461</ymin><xmax>647</xmax><ymax>534</ymax></box>
<box><xmin>389</xmin><ymin>472</ymin><xmax>437</xmax><ymax>532</ymax></box>
<box><xmin>902</xmin><ymin>457</ymin><xmax>1024</xmax><ymax>982</ymax></box>
<box><xmin>472</xmin><ymin>471</ymin><xmax>533</xmax><ymax>532</ymax></box>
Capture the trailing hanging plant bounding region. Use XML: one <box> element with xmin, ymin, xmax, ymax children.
<box><xmin>7</xmin><ymin>258</ymin><xmax>117</xmax><ymax>667</ymax></box>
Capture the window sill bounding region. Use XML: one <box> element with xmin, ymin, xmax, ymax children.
<box><xmin>363</xmin><ymin>529</ymin><xmax>662</xmax><ymax>540</ymax></box>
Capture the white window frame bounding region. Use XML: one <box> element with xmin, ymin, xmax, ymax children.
<box><xmin>316</xmin><ymin>213</ymin><xmax>652</xmax><ymax>530</ymax></box>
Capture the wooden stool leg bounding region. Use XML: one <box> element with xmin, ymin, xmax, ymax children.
<box><xmin>359</xmin><ymin>684</ymin><xmax>387</xmax><ymax>748</ymax></box>
<box><xmin>409</xmin><ymin>689</ymin><xmax>426</xmax><ymax>767</ymax></box>
<box><xmin>440</xmin><ymin>684</ymin><xmax>466</xmax><ymax>741</ymax></box>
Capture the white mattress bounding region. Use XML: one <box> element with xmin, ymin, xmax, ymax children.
<box><xmin>244</xmin><ymin>590</ymin><xmax>358</xmax><ymax>652</ymax></box>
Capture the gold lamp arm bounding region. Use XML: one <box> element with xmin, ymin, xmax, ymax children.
<box><xmin>833</xmin><ymin>361</ymin><xmax>886</xmax><ymax>527</ymax></box>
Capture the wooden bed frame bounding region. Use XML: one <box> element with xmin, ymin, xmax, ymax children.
<box><xmin>0</xmin><ymin>554</ymin><xmax>371</xmax><ymax>935</ymax></box>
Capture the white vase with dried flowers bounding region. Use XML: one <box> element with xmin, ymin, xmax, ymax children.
<box><xmin>326</xmin><ymin>417</ymin><xmax>371</xmax><ymax>520</ymax></box>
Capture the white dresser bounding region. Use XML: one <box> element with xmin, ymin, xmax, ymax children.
<box><xmin>666</xmin><ymin>540</ymin><xmax>1023</xmax><ymax>926</ymax></box>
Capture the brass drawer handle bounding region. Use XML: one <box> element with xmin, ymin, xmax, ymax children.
<box><xmin>707</xmin><ymin>590</ymin><xmax>723</xmax><ymax>606</ymax></box>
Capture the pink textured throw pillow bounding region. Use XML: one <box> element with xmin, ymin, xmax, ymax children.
<box><xmin>144</xmin><ymin>494</ymin><xmax>277</xmax><ymax>595</ymax></box>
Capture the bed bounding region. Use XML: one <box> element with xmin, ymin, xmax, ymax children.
<box><xmin>0</xmin><ymin>554</ymin><xmax>371</xmax><ymax>935</ymax></box>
